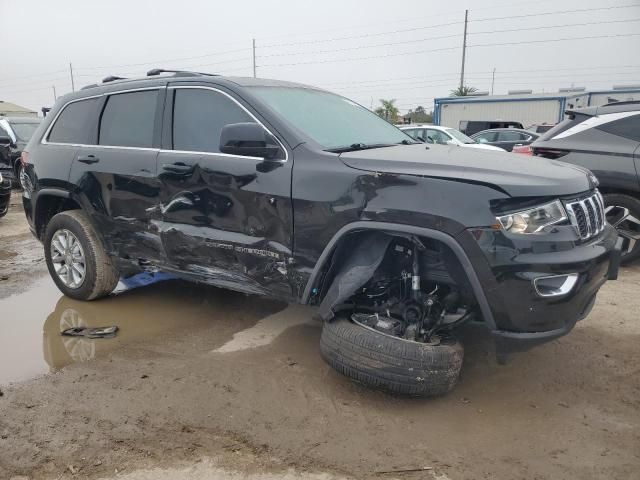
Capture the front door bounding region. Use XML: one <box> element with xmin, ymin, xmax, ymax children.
<box><xmin>157</xmin><ymin>85</ymin><xmax>294</xmax><ymax>299</ymax></box>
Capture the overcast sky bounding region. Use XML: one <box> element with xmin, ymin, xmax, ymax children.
<box><xmin>1</xmin><ymin>0</ymin><xmax>639</xmax><ymax>114</ymax></box>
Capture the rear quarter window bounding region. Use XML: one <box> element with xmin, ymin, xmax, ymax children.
<box><xmin>47</xmin><ymin>98</ymin><xmax>98</xmax><ymax>144</ymax></box>
<box><xmin>595</xmin><ymin>114</ymin><xmax>640</xmax><ymax>142</ymax></box>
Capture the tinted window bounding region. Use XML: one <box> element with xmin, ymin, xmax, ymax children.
<box><xmin>498</xmin><ymin>131</ymin><xmax>527</xmax><ymax>142</ymax></box>
<box><xmin>473</xmin><ymin>131</ymin><xmax>497</xmax><ymax>142</ymax></box>
<box><xmin>172</xmin><ymin>89</ymin><xmax>254</xmax><ymax>153</ymax></box>
<box><xmin>99</xmin><ymin>90</ymin><xmax>157</xmax><ymax>148</ymax></box>
<box><xmin>596</xmin><ymin>114</ymin><xmax>640</xmax><ymax>142</ymax></box>
<box><xmin>11</xmin><ymin>122</ymin><xmax>40</xmax><ymax>142</ymax></box>
<box><xmin>48</xmin><ymin>98</ymin><xmax>97</xmax><ymax>144</ymax></box>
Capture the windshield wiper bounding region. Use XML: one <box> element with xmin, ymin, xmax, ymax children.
<box><xmin>325</xmin><ymin>143</ymin><xmax>397</xmax><ymax>153</ymax></box>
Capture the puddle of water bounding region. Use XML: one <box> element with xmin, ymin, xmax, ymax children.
<box><xmin>213</xmin><ymin>304</ymin><xmax>315</xmax><ymax>353</ymax></box>
<box><xmin>97</xmin><ymin>459</ymin><xmax>350</xmax><ymax>480</ymax></box>
<box><xmin>0</xmin><ymin>274</ymin><xmax>287</xmax><ymax>386</ymax></box>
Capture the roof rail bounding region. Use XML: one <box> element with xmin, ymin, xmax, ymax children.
<box><xmin>102</xmin><ymin>75</ymin><xmax>127</xmax><ymax>83</ymax></box>
<box><xmin>146</xmin><ymin>68</ymin><xmax>218</xmax><ymax>77</ymax></box>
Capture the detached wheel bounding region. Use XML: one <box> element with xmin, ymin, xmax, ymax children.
<box><xmin>44</xmin><ymin>210</ymin><xmax>119</xmax><ymax>301</ymax></box>
<box><xmin>603</xmin><ymin>193</ymin><xmax>640</xmax><ymax>264</ymax></box>
<box><xmin>320</xmin><ymin>316</ymin><xmax>464</xmax><ymax>397</ymax></box>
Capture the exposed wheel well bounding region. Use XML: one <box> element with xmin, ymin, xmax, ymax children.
<box><xmin>35</xmin><ymin>194</ymin><xmax>81</xmax><ymax>239</ymax></box>
<box><xmin>310</xmin><ymin>229</ymin><xmax>484</xmax><ymax>336</ymax></box>
<box><xmin>598</xmin><ymin>187</ymin><xmax>640</xmax><ymax>200</ymax></box>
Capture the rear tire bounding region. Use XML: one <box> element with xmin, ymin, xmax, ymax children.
<box><xmin>603</xmin><ymin>193</ymin><xmax>640</xmax><ymax>264</ymax></box>
<box><xmin>320</xmin><ymin>316</ymin><xmax>464</xmax><ymax>397</ymax></box>
<box><xmin>44</xmin><ymin>210</ymin><xmax>119</xmax><ymax>300</ymax></box>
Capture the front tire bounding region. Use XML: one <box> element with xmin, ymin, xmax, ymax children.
<box><xmin>320</xmin><ymin>316</ymin><xmax>464</xmax><ymax>397</ymax></box>
<box><xmin>603</xmin><ymin>193</ymin><xmax>640</xmax><ymax>264</ymax></box>
<box><xmin>44</xmin><ymin>210</ymin><xmax>119</xmax><ymax>300</ymax></box>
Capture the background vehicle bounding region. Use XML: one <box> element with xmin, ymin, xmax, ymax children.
<box><xmin>0</xmin><ymin>117</ymin><xmax>41</xmax><ymax>187</ymax></box>
<box><xmin>532</xmin><ymin>101</ymin><xmax>640</xmax><ymax>263</ymax></box>
<box><xmin>0</xmin><ymin>172</ymin><xmax>10</xmax><ymax>218</ymax></box>
<box><xmin>459</xmin><ymin>120</ymin><xmax>524</xmax><ymax>136</ymax></box>
<box><xmin>21</xmin><ymin>70</ymin><xmax>620</xmax><ymax>396</ymax></box>
<box><xmin>472</xmin><ymin>128</ymin><xmax>540</xmax><ymax>152</ymax></box>
<box><xmin>400</xmin><ymin>125</ymin><xmax>505</xmax><ymax>151</ymax></box>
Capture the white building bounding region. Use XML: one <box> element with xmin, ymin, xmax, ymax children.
<box><xmin>0</xmin><ymin>100</ymin><xmax>39</xmax><ymax>118</ymax></box>
<box><xmin>433</xmin><ymin>86</ymin><xmax>640</xmax><ymax>130</ymax></box>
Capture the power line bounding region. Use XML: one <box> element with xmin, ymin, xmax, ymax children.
<box><xmin>258</xmin><ymin>45</ymin><xmax>461</xmax><ymax>68</ymax></box>
<box><xmin>259</xmin><ymin>20</ymin><xmax>462</xmax><ymax>49</ymax></box>
<box><xmin>471</xmin><ymin>3</ymin><xmax>640</xmax><ymax>22</ymax></box>
<box><xmin>468</xmin><ymin>32</ymin><xmax>640</xmax><ymax>48</ymax></box>
<box><xmin>469</xmin><ymin>17</ymin><xmax>640</xmax><ymax>36</ymax></box>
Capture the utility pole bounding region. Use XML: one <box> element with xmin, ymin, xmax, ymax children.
<box><xmin>459</xmin><ymin>9</ymin><xmax>468</xmax><ymax>91</ymax></box>
<box><xmin>252</xmin><ymin>38</ymin><xmax>257</xmax><ymax>78</ymax></box>
<box><xmin>69</xmin><ymin>62</ymin><xmax>75</xmax><ymax>92</ymax></box>
<box><xmin>491</xmin><ymin>68</ymin><xmax>496</xmax><ymax>95</ymax></box>
<box><xmin>52</xmin><ymin>85</ymin><xmax>57</xmax><ymax>102</ymax></box>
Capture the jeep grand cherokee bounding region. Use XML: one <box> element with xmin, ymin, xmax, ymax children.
<box><xmin>21</xmin><ymin>70</ymin><xmax>621</xmax><ymax>396</ymax></box>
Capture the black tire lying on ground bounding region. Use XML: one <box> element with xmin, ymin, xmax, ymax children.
<box><xmin>320</xmin><ymin>316</ymin><xmax>464</xmax><ymax>396</ymax></box>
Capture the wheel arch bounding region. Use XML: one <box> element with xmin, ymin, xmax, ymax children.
<box><xmin>34</xmin><ymin>188</ymin><xmax>82</xmax><ymax>239</ymax></box>
<box><xmin>301</xmin><ymin>221</ymin><xmax>496</xmax><ymax>329</ymax></box>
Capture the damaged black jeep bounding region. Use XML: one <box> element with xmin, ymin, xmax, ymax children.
<box><xmin>21</xmin><ymin>70</ymin><xmax>621</xmax><ymax>396</ymax></box>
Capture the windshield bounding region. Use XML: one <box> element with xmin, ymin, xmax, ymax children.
<box><xmin>11</xmin><ymin>122</ymin><xmax>40</xmax><ymax>142</ymax></box>
<box><xmin>445</xmin><ymin>128</ymin><xmax>475</xmax><ymax>144</ymax></box>
<box><xmin>250</xmin><ymin>86</ymin><xmax>412</xmax><ymax>149</ymax></box>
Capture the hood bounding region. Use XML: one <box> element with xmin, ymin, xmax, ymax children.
<box><xmin>339</xmin><ymin>144</ymin><xmax>593</xmax><ymax>197</ymax></box>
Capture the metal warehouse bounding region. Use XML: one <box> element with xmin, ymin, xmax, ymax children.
<box><xmin>434</xmin><ymin>86</ymin><xmax>640</xmax><ymax>130</ymax></box>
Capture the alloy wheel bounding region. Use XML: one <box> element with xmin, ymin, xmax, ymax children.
<box><xmin>605</xmin><ymin>205</ymin><xmax>640</xmax><ymax>258</ymax></box>
<box><xmin>50</xmin><ymin>229</ymin><xmax>86</xmax><ymax>289</ymax></box>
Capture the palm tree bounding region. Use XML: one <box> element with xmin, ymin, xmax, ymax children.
<box><xmin>377</xmin><ymin>99</ymin><xmax>399</xmax><ymax>121</ymax></box>
<box><xmin>450</xmin><ymin>85</ymin><xmax>478</xmax><ymax>97</ymax></box>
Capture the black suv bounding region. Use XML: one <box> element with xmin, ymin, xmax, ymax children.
<box><xmin>0</xmin><ymin>116</ymin><xmax>41</xmax><ymax>187</ymax></box>
<box><xmin>532</xmin><ymin>102</ymin><xmax>640</xmax><ymax>263</ymax></box>
<box><xmin>22</xmin><ymin>70</ymin><xmax>621</xmax><ymax>396</ymax></box>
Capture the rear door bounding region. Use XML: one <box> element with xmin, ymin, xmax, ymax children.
<box><xmin>69</xmin><ymin>87</ymin><xmax>165</xmax><ymax>265</ymax></box>
<box><xmin>157</xmin><ymin>84</ymin><xmax>294</xmax><ymax>299</ymax></box>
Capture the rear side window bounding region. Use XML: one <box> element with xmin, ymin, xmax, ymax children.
<box><xmin>403</xmin><ymin>129</ymin><xmax>424</xmax><ymax>141</ymax></box>
<box><xmin>172</xmin><ymin>89</ymin><xmax>254</xmax><ymax>153</ymax></box>
<box><xmin>474</xmin><ymin>131</ymin><xmax>497</xmax><ymax>142</ymax></box>
<box><xmin>99</xmin><ymin>90</ymin><xmax>158</xmax><ymax>148</ymax></box>
<box><xmin>596</xmin><ymin>114</ymin><xmax>640</xmax><ymax>142</ymax></box>
<box><xmin>498</xmin><ymin>131</ymin><xmax>527</xmax><ymax>142</ymax></box>
<box><xmin>48</xmin><ymin>98</ymin><xmax>97</xmax><ymax>144</ymax></box>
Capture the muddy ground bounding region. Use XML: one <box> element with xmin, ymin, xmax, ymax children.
<box><xmin>0</xmin><ymin>193</ymin><xmax>639</xmax><ymax>480</ymax></box>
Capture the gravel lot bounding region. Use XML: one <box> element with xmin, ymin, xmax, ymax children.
<box><xmin>1</xmin><ymin>192</ymin><xmax>639</xmax><ymax>480</ymax></box>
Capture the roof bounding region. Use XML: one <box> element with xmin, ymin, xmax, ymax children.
<box><xmin>435</xmin><ymin>91</ymin><xmax>586</xmax><ymax>104</ymax></box>
<box><xmin>0</xmin><ymin>101</ymin><xmax>38</xmax><ymax>115</ymax></box>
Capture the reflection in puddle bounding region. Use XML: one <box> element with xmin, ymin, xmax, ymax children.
<box><xmin>1</xmin><ymin>275</ymin><xmax>286</xmax><ymax>385</ymax></box>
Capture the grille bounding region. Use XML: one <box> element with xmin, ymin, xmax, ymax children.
<box><xmin>565</xmin><ymin>190</ymin><xmax>606</xmax><ymax>240</ymax></box>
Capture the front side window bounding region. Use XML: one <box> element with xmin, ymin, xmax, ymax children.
<box><xmin>48</xmin><ymin>98</ymin><xmax>98</xmax><ymax>144</ymax></box>
<box><xmin>474</xmin><ymin>131</ymin><xmax>497</xmax><ymax>143</ymax></box>
<box><xmin>11</xmin><ymin>122</ymin><xmax>40</xmax><ymax>142</ymax></box>
<box><xmin>425</xmin><ymin>129</ymin><xmax>450</xmax><ymax>145</ymax></box>
<box><xmin>403</xmin><ymin>129</ymin><xmax>424</xmax><ymax>141</ymax></box>
<box><xmin>172</xmin><ymin>89</ymin><xmax>255</xmax><ymax>153</ymax></box>
<box><xmin>99</xmin><ymin>90</ymin><xmax>158</xmax><ymax>148</ymax></box>
<box><xmin>249</xmin><ymin>86</ymin><xmax>412</xmax><ymax>149</ymax></box>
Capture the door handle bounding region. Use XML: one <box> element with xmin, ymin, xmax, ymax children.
<box><xmin>78</xmin><ymin>154</ymin><xmax>99</xmax><ymax>164</ymax></box>
<box><xmin>161</xmin><ymin>162</ymin><xmax>194</xmax><ymax>173</ymax></box>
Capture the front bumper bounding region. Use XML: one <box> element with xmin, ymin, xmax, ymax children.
<box><xmin>460</xmin><ymin>224</ymin><xmax>620</xmax><ymax>352</ymax></box>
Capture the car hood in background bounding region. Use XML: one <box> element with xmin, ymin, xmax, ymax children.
<box><xmin>460</xmin><ymin>143</ymin><xmax>506</xmax><ymax>152</ymax></box>
<box><xmin>339</xmin><ymin>144</ymin><xmax>593</xmax><ymax>197</ymax></box>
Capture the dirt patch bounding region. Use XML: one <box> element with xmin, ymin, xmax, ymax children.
<box><xmin>0</xmin><ymin>198</ymin><xmax>638</xmax><ymax>480</ymax></box>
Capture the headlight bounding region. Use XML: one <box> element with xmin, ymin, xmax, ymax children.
<box><xmin>497</xmin><ymin>200</ymin><xmax>567</xmax><ymax>234</ymax></box>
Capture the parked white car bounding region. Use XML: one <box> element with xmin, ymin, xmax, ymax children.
<box><xmin>400</xmin><ymin>124</ymin><xmax>506</xmax><ymax>152</ymax></box>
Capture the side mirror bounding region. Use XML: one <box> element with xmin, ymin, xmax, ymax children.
<box><xmin>0</xmin><ymin>135</ymin><xmax>12</xmax><ymax>147</ymax></box>
<box><xmin>219</xmin><ymin>123</ymin><xmax>281</xmax><ymax>160</ymax></box>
